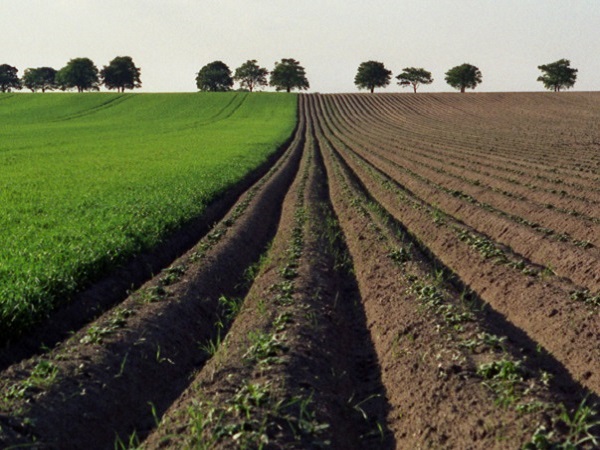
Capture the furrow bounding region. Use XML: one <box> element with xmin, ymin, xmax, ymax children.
<box><xmin>0</xmin><ymin>99</ymin><xmax>306</xmax><ymax>449</ymax></box>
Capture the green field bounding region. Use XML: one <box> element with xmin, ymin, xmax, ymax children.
<box><xmin>0</xmin><ymin>92</ymin><xmax>297</xmax><ymax>340</ymax></box>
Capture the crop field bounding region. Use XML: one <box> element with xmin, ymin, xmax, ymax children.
<box><xmin>0</xmin><ymin>92</ymin><xmax>297</xmax><ymax>342</ymax></box>
<box><xmin>1</xmin><ymin>92</ymin><xmax>599</xmax><ymax>449</ymax></box>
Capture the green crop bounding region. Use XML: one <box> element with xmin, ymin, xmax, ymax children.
<box><xmin>0</xmin><ymin>92</ymin><xmax>297</xmax><ymax>341</ymax></box>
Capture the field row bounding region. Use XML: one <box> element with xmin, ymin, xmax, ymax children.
<box><xmin>0</xmin><ymin>93</ymin><xmax>597</xmax><ymax>449</ymax></box>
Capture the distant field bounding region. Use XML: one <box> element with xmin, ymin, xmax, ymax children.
<box><xmin>0</xmin><ymin>92</ymin><xmax>297</xmax><ymax>340</ymax></box>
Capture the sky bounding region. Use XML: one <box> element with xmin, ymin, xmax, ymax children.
<box><xmin>3</xmin><ymin>0</ymin><xmax>600</xmax><ymax>93</ymax></box>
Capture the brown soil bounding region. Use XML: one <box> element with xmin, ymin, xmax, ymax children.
<box><xmin>1</xmin><ymin>93</ymin><xmax>598</xmax><ymax>450</ymax></box>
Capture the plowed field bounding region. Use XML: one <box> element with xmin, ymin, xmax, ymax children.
<box><xmin>1</xmin><ymin>93</ymin><xmax>598</xmax><ymax>449</ymax></box>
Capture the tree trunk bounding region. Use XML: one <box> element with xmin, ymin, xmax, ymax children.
<box><xmin>413</xmin><ymin>84</ymin><xmax>417</xmax><ymax>94</ymax></box>
<box><xmin>370</xmin><ymin>86</ymin><xmax>374</xmax><ymax>93</ymax></box>
<box><xmin>460</xmin><ymin>86</ymin><xmax>465</xmax><ymax>93</ymax></box>
<box><xmin>287</xmin><ymin>87</ymin><xmax>291</xmax><ymax>93</ymax></box>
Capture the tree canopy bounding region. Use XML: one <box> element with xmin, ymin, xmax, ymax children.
<box><xmin>354</xmin><ymin>61</ymin><xmax>392</xmax><ymax>93</ymax></box>
<box><xmin>0</xmin><ymin>64</ymin><xmax>22</xmax><ymax>93</ymax></box>
<box><xmin>196</xmin><ymin>61</ymin><xmax>233</xmax><ymax>92</ymax></box>
<box><xmin>101</xmin><ymin>56</ymin><xmax>141</xmax><ymax>92</ymax></box>
<box><xmin>57</xmin><ymin>58</ymin><xmax>100</xmax><ymax>92</ymax></box>
<box><xmin>396</xmin><ymin>67</ymin><xmax>433</xmax><ymax>93</ymax></box>
<box><xmin>537</xmin><ymin>59</ymin><xmax>577</xmax><ymax>92</ymax></box>
<box><xmin>22</xmin><ymin>67</ymin><xmax>58</xmax><ymax>93</ymax></box>
<box><xmin>234</xmin><ymin>60</ymin><xmax>268</xmax><ymax>92</ymax></box>
<box><xmin>445</xmin><ymin>63</ymin><xmax>482</xmax><ymax>93</ymax></box>
<box><xmin>269</xmin><ymin>59</ymin><xmax>309</xmax><ymax>93</ymax></box>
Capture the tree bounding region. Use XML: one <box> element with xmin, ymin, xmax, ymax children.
<box><xmin>0</xmin><ymin>64</ymin><xmax>22</xmax><ymax>92</ymax></box>
<box><xmin>269</xmin><ymin>58</ymin><xmax>309</xmax><ymax>93</ymax></box>
<box><xmin>234</xmin><ymin>60</ymin><xmax>268</xmax><ymax>92</ymax></box>
<box><xmin>22</xmin><ymin>67</ymin><xmax>58</xmax><ymax>92</ymax></box>
<box><xmin>396</xmin><ymin>67</ymin><xmax>433</xmax><ymax>93</ymax></box>
<box><xmin>101</xmin><ymin>56</ymin><xmax>141</xmax><ymax>92</ymax></box>
<box><xmin>196</xmin><ymin>61</ymin><xmax>233</xmax><ymax>92</ymax></box>
<box><xmin>445</xmin><ymin>63</ymin><xmax>482</xmax><ymax>93</ymax></box>
<box><xmin>55</xmin><ymin>67</ymin><xmax>70</xmax><ymax>91</ymax></box>
<box><xmin>57</xmin><ymin>58</ymin><xmax>100</xmax><ymax>92</ymax></box>
<box><xmin>354</xmin><ymin>61</ymin><xmax>392</xmax><ymax>93</ymax></box>
<box><xmin>537</xmin><ymin>59</ymin><xmax>577</xmax><ymax>92</ymax></box>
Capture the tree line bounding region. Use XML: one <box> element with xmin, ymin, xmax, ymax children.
<box><xmin>196</xmin><ymin>59</ymin><xmax>309</xmax><ymax>93</ymax></box>
<box><xmin>0</xmin><ymin>57</ymin><xmax>141</xmax><ymax>93</ymax></box>
<box><xmin>0</xmin><ymin>57</ymin><xmax>578</xmax><ymax>94</ymax></box>
<box><xmin>355</xmin><ymin>59</ymin><xmax>578</xmax><ymax>93</ymax></box>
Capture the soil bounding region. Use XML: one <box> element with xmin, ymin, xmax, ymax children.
<box><xmin>0</xmin><ymin>93</ymin><xmax>598</xmax><ymax>449</ymax></box>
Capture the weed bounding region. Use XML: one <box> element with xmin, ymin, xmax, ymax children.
<box><xmin>155</xmin><ymin>344</ymin><xmax>173</xmax><ymax>365</ymax></box>
<box><xmin>574</xmin><ymin>239</ymin><xmax>593</xmax><ymax>249</ymax></box>
<box><xmin>279</xmin><ymin>264</ymin><xmax>298</xmax><ymax>280</ymax></box>
<box><xmin>136</xmin><ymin>285</ymin><xmax>168</xmax><ymax>304</ymax></box>
<box><xmin>187</xmin><ymin>400</ymin><xmax>223</xmax><ymax>450</ymax></box>
<box><xmin>189</xmin><ymin>243</ymin><xmax>209</xmax><ymax>263</ymax></box>
<box><xmin>272</xmin><ymin>281</ymin><xmax>295</xmax><ymax>306</ymax></box>
<box><xmin>231</xmin><ymin>382</ymin><xmax>271</xmax><ymax>419</ymax></box>
<box><xmin>286</xmin><ymin>393</ymin><xmax>331</xmax><ymax>443</ymax></box>
<box><xmin>515</xmin><ymin>401</ymin><xmax>550</xmax><ymax>415</ymax></box>
<box><xmin>523</xmin><ymin>399</ymin><xmax>600</xmax><ymax>449</ymax></box>
<box><xmin>388</xmin><ymin>247</ymin><xmax>411</xmax><ymax>264</ymax></box>
<box><xmin>200</xmin><ymin>319</ymin><xmax>225</xmax><ymax>357</ymax></box>
<box><xmin>431</xmin><ymin>207</ymin><xmax>446</xmax><ymax>225</ymax></box>
<box><xmin>6</xmin><ymin>360</ymin><xmax>59</xmax><ymax>400</ymax></box>
<box><xmin>477</xmin><ymin>359</ymin><xmax>525</xmax><ymax>407</ymax></box>
<box><xmin>80</xmin><ymin>324</ymin><xmax>113</xmax><ymax>345</ymax></box>
<box><xmin>80</xmin><ymin>308</ymin><xmax>133</xmax><ymax>344</ymax></box>
<box><xmin>206</xmin><ymin>227</ymin><xmax>227</xmax><ymax>245</ymax></box>
<box><xmin>184</xmin><ymin>381</ymin><xmax>330</xmax><ymax>449</ymax></box>
<box><xmin>242</xmin><ymin>249</ymin><xmax>272</xmax><ymax>286</ymax></box>
<box><xmin>438</xmin><ymin>304</ymin><xmax>473</xmax><ymax>329</ymax></box>
<box><xmin>256</xmin><ymin>298</ymin><xmax>268</xmax><ymax>316</ymax></box>
<box><xmin>558</xmin><ymin>399</ymin><xmax>600</xmax><ymax>448</ymax></box>
<box><xmin>411</xmin><ymin>282</ymin><xmax>444</xmax><ymax>309</ymax></box>
<box><xmin>351</xmin><ymin>393</ymin><xmax>382</xmax><ymax>422</ymax></box>
<box><xmin>273</xmin><ymin>312</ymin><xmax>292</xmax><ymax>331</ymax></box>
<box><xmin>148</xmin><ymin>401</ymin><xmax>160</xmax><ymax>426</ymax></box>
<box><xmin>205</xmin><ymin>382</ymin><xmax>273</xmax><ymax>448</ymax></box>
<box><xmin>199</xmin><ymin>335</ymin><xmax>222</xmax><ymax>358</ymax></box>
<box><xmin>570</xmin><ymin>290</ymin><xmax>600</xmax><ymax>308</ymax></box>
<box><xmin>114</xmin><ymin>430</ymin><xmax>141</xmax><ymax>450</ymax></box>
<box><xmin>461</xmin><ymin>333</ymin><xmax>507</xmax><ymax>352</ymax></box>
<box><xmin>434</xmin><ymin>268</ymin><xmax>446</xmax><ymax>286</ymax></box>
<box><xmin>477</xmin><ymin>359</ymin><xmax>522</xmax><ymax>381</ymax></box>
<box><xmin>457</xmin><ymin>228</ymin><xmax>507</xmax><ymax>263</ymax></box>
<box><xmin>218</xmin><ymin>295</ymin><xmax>243</xmax><ymax>322</ymax></box>
<box><xmin>244</xmin><ymin>331</ymin><xmax>287</xmax><ymax>366</ymax></box>
<box><xmin>507</xmin><ymin>259</ymin><xmax>527</xmax><ymax>271</ymax></box>
<box><xmin>159</xmin><ymin>264</ymin><xmax>186</xmax><ymax>286</ymax></box>
<box><xmin>116</xmin><ymin>352</ymin><xmax>129</xmax><ymax>378</ymax></box>
<box><xmin>539</xmin><ymin>265</ymin><xmax>556</xmax><ymax>279</ymax></box>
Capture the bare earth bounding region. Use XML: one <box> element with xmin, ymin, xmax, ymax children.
<box><xmin>0</xmin><ymin>92</ymin><xmax>598</xmax><ymax>449</ymax></box>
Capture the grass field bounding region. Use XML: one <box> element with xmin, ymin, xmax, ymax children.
<box><xmin>0</xmin><ymin>92</ymin><xmax>297</xmax><ymax>341</ymax></box>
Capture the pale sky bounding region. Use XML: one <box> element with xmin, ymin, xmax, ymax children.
<box><xmin>4</xmin><ymin>0</ymin><xmax>600</xmax><ymax>93</ymax></box>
